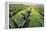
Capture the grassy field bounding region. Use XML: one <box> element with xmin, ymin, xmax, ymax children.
<box><xmin>9</xmin><ymin>4</ymin><xmax>44</xmax><ymax>29</ymax></box>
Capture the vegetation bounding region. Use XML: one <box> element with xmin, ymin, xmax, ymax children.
<box><xmin>9</xmin><ymin>4</ymin><xmax>44</xmax><ymax>29</ymax></box>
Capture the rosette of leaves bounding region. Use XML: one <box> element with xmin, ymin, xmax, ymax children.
<box><xmin>9</xmin><ymin>4</ymin><xmax>44</xmax><ymax>29</ymax></box>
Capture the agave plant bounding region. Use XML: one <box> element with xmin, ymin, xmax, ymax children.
<box><xmin>9</xmin><ymin>4</ymin><xmax>44</xmax><ymax>29</ymax></box>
